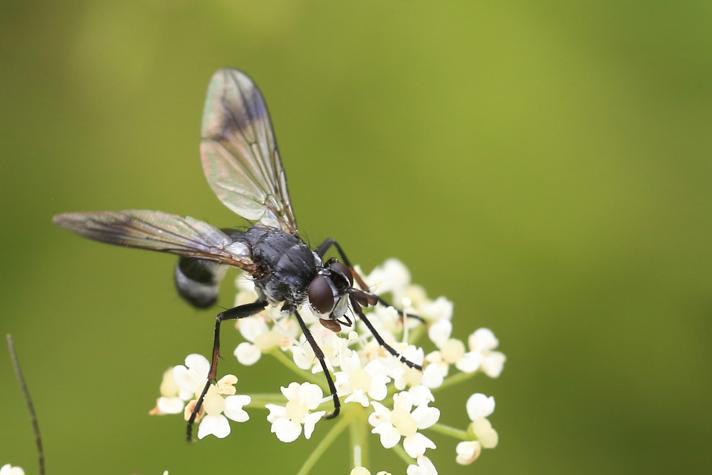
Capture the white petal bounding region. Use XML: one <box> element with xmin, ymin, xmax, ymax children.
<box><xmin>299</xmin><ymin>382</ymin><xmax>324</xmax><ymax>408</ymax></box>
<box><xmin>466</xmin><ymin>393</ymin><xmax>495</xmax><ymax>421</ymax></box>
<box><xmin>368</xmin><ymin>401</ymin><xmax>391</xmax><ymax>427</ymax></box>
<box><xmin>455</xmin><ymin>352</ymin><xmax>481</xmax><ymax>373</ymax></box>
<box><xmin>367</xmin><ymin>378</ymin><xmax>389</xmax><ymax>401</ymax></box>
<box><xmin>345</xmin><ymin>390</ymin><xmax>370</xmax><ymax>407</ymax></box>
<box><xmin>481</xmin><ymin>352</ymin><xmax>506</xmax><ymax>378</ymax></box>
<box><xmin>407</xmin><ymin>456</ymin><xmax>438</xmax><ymax>475</ymax></box>
<box><xmin>272</xmin><ymin>418</ymin><xmax>302</xmax><ymax>443</ymax></box>
<box><xmin>428</xmin><ymin>319</ymin><xmax>452</xmax><ymax>347</ymax></box>
<box><xmin>456</xmin><ymin>440</ymin><xmax>481</xmax><ymax>465</ymax></box>
<box><xmin>234</xmin><ymin>342</ymin><xmax>261</xmax><ymax>366</ymax></box>
<box><xmin>372</xmin><ymin>423</ymin><xmax>400</xmax><ymax>449</ymax></box>
<box><xmin>265</xmin><ymin>403</ymin><xmax>286</xmax><ymax>423</ymax></box>
<box><xmin>472</xmin><ymin>418</ymin><xmax>499</xmax><ymax>448</ymax></box>
<box><xmin>469</xmin><ymin>328</ymin><xmax>498</xmax><ymax>352</ymax></box>
<box><xmin>224</xmin><ymin>395</ymin><xmax>251</xmax><ymax>422</ymax></box>
<box><xmin>291</xmin><ymin>343</ymin><xmax>315</xmax><ymax>370</ymax></box>
<box><xmin>422</xmin><ymin>297</ymin><xmax>453</xmax><ymax>322</ymax></box>
<box><xmin>156</xmin><ymin>396</ymin><xmax>184</xmax><ymax>414</ymax></box>
<box><xmin>421</xmin><ymin>365</ymin><xmax>444</xmax><ymax>388</ymax></box>
<box><xmin>237</xmin><ymin>317</ymin><xmax>268</xmax><ymax>342</ymax></box>
<box><xmin>367</xmin><ymin>259</ymin><xmax>411</xmax><ymax>295</ymax></box>
<box><xmin>303</xmin><ymin>410</ymin><xmax>326</xmax><ymax>439</ymax></box>
<box><xmin>1</xmin><ymin>466</ymin><xmax>25</xmax><ymax>475</ymax></box>
<box><xmin>350</xmin><ymin>468</ymin><xmax>371</xmax><ymax>475</ymax></box>
<box><xmin>409</xmin><ymin>386</ymin><xmax>435</xmax><ymax>405</ymax></box>
<box><xmin>198</xmin><ymin>414</ymin><xmax>230</xmax><ymax>439</ymax></box>
<box><xmin>185</xmin><ymin>353</ymin><xmax>210</xmax><ymax>374</ymax></box>
<box><xmin>281</xmin><ymin>382</ymin><xmax>301</xmax><ymax>401</ymax></box>
<box><xmin>393</xmin><ymin>391</ymin><xmax>414</xmax><ymax>413</ymax></box>
<box><xmin>403</xmin><ymin>432</ymin><xmax>436</xmax><ymax>458</ymax></box>
<box><xmin>411</xmin><ymin>406</ymin><xmax>440</xmax><ymax>429</ymax></box>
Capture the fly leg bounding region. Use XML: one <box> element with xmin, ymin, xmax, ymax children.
<box><xmin>350</xmin><ymin>295</ymin><xmax>423</xmax><ymax>371</ymax></box>
<box><xmin>187</xmin><ymin>300</ymin><xmax>267</xmax><ymax>442</ymax></box>
<box><xmin>315</xmin><ymin>238</ymin><xmax>424</xmax><ymax>323</ymax></box>
<box><xmin>293</xmin><ymin>309</ymin><xmax>341</xmax><ymax>419</ymax></box>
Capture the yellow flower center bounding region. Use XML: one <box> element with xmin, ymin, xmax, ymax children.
<box><xmin>351</xmin><ymin>368</ymin><xmax>371</xmax><ymax>391</ymax></box>
<box><xmin>203</xmin><ymin>386</ymin><xmax>225</xmax><ymax>416</ymax></box>
<box><xmin>286</xmin><ymin>400</ymin><xmax>307</xmax><ymax>423</ymax></box>
<box><xmin>391</xmin><ymin>407</ymin><xmax>417</xmax><ymax>437</ymax></box>
<box><xmin>442</xmin><ymin>338</ymin><xmax>465</xmax><ymax>364</ymax></box>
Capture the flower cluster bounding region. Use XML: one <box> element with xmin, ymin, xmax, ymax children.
<box><xmin>150</xmin><ymin>258</ymin><xmax>506</xmax><ymax>473</ymax></box>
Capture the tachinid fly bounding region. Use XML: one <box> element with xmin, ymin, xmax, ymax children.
<box><xmin>53</xmin><ymin>69</ymin><xmax>422</xmax><ymax>441</ymax></box>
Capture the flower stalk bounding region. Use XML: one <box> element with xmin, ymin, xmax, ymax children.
<box><xmin>295</xmin><ymin>414</ymin><xmax>351</xmax><ymax>475</ymax></box>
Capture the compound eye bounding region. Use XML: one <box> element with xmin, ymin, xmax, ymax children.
<box><xmin>308</xmin><ymin>275</ymin><xmax>335</xmax><ymax>314</ymax></box>
<box><xmin>329</xmin><ymin>261</ymin><xmax>353</xmax><ymax>287</ymax></box>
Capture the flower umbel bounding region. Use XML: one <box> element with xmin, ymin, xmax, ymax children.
<box><xmin>149</xmin><ymin>258</ymin><xmax>505</xmax><ymax>473</ymax></box>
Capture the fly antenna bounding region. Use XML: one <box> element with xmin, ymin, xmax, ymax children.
<box><xmin>6</xmin><ymin>334</ymin><xmax>46</xmax><ymax>475</ymax></box>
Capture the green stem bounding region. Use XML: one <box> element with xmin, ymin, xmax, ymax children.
<box><xmin>432</xmin><ymin>369</ymin><xmax>477</xmax><ymax>393</ymax></box>
<box><xmin>393</xmin><ymin>444</ymin><xmax>414</xmax><ymax>466</ymax></box>
<box><xmin>428</xmin><ymin>422</ymin><xmax>471</xmax><ymax>441</ymax></box>
<box><xmin>270</xmin><ymin>349</ymin><xmax>328</xmax><ymax>391</ymax></box>
<box><xmin>408</xmin><ymin>324</ymin><xmax>426</xmax><ymax>345</ymax></box>
<box><xmin>246</xmin><ymin>393</ymin><xmax>285</xmax><ymax>409</ymax></box>
<box><xmin>348</xmin><ymin>406</ymin><xmax>369</xmax><ymax>468</ymax></box>
<box><xmin>295</xmin><ymin>414</ymin><xmax>351</xmax><ymax>475</ymax></box>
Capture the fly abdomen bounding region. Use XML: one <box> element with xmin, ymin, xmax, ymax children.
<box><xmin>174</xmin><ymin>257</ymin><xmax>227</xmax><ymax>308</ymax></box>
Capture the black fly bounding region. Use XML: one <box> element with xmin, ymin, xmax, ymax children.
<box><xmin>53</xmin><ymin>69</ymin><xmax>422</xmax><ymax>441</ymax></box>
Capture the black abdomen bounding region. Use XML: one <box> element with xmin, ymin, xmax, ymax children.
<box><xmin>174</xmin><ymin>257</ymin><xmax>227</xmax><ymax>308</ymax></box>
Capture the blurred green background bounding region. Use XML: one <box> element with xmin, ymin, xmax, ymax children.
<box><xmin>2</xmin><ymin>0</ymin><xmax>712</xmax><ymax>473</ymax></box>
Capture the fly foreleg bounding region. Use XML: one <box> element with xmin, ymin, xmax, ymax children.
<box><xmin>186</xmin><ymin>300</ymin><xmax>267</xmax><ymax>442</ymax></box>
<box><xmin>315</xmin><ymin>238</ymin><xmax>424</xmax><ymax>323</ymax></box>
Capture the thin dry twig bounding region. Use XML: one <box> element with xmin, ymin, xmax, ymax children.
<box><xmin>7</xmin><ymin>334</ymin><xmax>45</xmax><ymax>475</ymax></box>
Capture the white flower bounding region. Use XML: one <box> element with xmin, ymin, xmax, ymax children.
<box><xmin>172</xmin><ymin>354</ymin><xmax>209</xmax><ymax>400</ymax></box>
<box><xmin>191</xmin><ymin>374</ymin><xmax>251</xmax><ymax>439</ymax></box>
<box><xmin>427</xmin><ymin>319</ymin><xmax>452</xmax><ymax>347</ymax></box>
<box><xmin>369</xmin><ymin>387</ymin><xmax>439</xmax><ymax>458</ymax></box>
<box><xmin>0</xmin><ymin>465</ymin><xmax>24</xmax><ymax>475</ymax></box>
<box><xmin>406</xmin><ymin>456</ymin><xmax>438</xmax><ymax>475</ymax></box>
<box><xmin>265</xmin><ymin>382</ymin><xmax>326</xmax><ymax>443</ymax></box>
<box><xmin>383</xmin><ymin>344</ymin><xmax>425</xmax><ymax>390</ymax></box>
<box><xmin>471</xmin><ymin>417</ymin><xmax>499</xmax><ymax>448</ymax></box>
<box><xmin>149</xmin><ymin>368</ymin><xmax>184</xmax><ymax>415</ymax></box>
<box><xmin>456</xmin><ymin>328</ymin><xmax>506</xmax><ymax>377</ymax></box>
<box><xmin>466</xmin><ymin>393</ymin><xmax>499</xmax><ymax>449</ymax></box>
<box><xmin>366</xmin><ymin>258</ymin><xmax>411</xmax><ymax>296</ymax></box>
<box><xmin>466</xmin><ymin>393</ymin><xmax>495</xmax><ymax>421</ymax></box>
<box><xmin>456</xmin><ymin>440</ymin><xmax>482</xmax><ymax>465</ymax></box>
<box><xmin>336</xmin><ymin>350</ymin><xmax>390</xmax><ymax>407</ymax></box>
<box><xmin>235</xmin><ymin>313</ymin><xmax>299</xmax><ymax>366</ymax></box>
<box><xmin>290</xmin><ymin>324</ymin><xmax>348</xmax><ymax>372</ymax></box>
<box><xmin>422</xmin><ymin>320</ymin><xmax>466</xmax><ymax>388</ymax></box>
<box><xmin>421</xmin><ymin>296</ymin><xmax>453</xmax><ymax>323</ymax></box>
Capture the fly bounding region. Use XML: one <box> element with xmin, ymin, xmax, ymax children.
<box><xmin>53</xmin><ymin>69</ymin><xmax>423</xmax><ymax>441</ymax></box>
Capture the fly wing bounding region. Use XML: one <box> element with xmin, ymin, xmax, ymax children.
<box><xmin>53</xmin><ymin>210</ymin><xmax>254</xmax><ymax>270</ymax></box>
<box><xmin>200</xmin><ymin>68</ymin><xmax>298</xmax><ymax>234</ymax></box>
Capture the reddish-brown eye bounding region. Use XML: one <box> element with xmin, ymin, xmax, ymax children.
<box><xmin>329</xmin><ymin>261</ymin><xmax>353</xmax><ymax>287</ymax></box>
<box><xmin>308</xmin><ymin>275</ymin><xmax>335</xmax><ymax>314</ymax></box>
